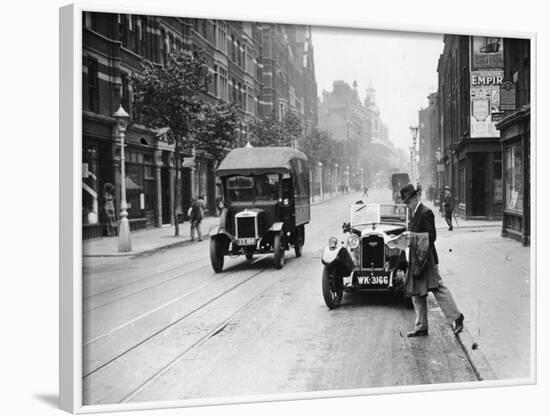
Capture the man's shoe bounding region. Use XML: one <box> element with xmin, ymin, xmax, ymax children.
<box><xmin>454</xmin><ymin>314</ymin><xmax>464</xmax><ymax>335</ymax></box>
<box><xmin>407</xmin><ymin>329</ymin><xmax>428</xmax><ymax>337</ymax></box>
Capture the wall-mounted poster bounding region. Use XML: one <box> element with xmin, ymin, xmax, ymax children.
<box><xmin>471</xmin><ymin>36</ymin><xmax>504</xmax><ymax>70</ymax></box>
<box><xmin>470</xmin><ymin>70</ymin><xmax>503</xmax><ymax>137</ymax></box>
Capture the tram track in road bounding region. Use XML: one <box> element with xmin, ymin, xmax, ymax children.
<box><xmin>83</xmin><ymin>246</ymin><xmax>209</xmax><ymax>300</ymax></box>
<box><xmin>82</xmin><ymin>258</ymin><xmax>303</xmax><ymax>405</ymax></box>
<box><xmin>83</xmin><ymin>265</ymin><xmax>270</xmax><ymax>378</ymax></box>
<box><xmin>119</xmin><ymin>275</ymin><xmax>285</xmax><ymax>404</ymax></box>
<box><xmin>83</xmin><ymin>191</ymin><xmax>364</xmax><ymax>404</ymax></box>
<box><xmin>83</xmin><ymin>258</ymin><xmax>211</xmax><ymax>313</ymax></box>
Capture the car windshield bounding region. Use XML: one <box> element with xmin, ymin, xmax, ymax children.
<box><xmin>350</xmin><ymin>203</ymin><xmax>408</xmax><ymax>226</ymax></box>
<box><xmin>226</xmin><ymin>174</ymin><xmax>280</xmax><ymax>202</ymax></box>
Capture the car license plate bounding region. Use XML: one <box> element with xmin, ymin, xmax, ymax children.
<box><xmin>237</xmin><ymin>238</ymin><xmax>255</xmax><ymax>246</ymax></box>
<box><xmin>358</xmin><ymin>274</ymin><xmax>390</xmax><ymax>285</ymax></box>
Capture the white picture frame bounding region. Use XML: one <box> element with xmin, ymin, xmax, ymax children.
<box><xmin>59</xmin><ymin>1</ymin><xmax>538</xmax><ymax>414</ymax></box>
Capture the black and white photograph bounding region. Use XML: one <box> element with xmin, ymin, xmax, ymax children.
<box><xmin>74</xmin><ymin>7</ymin><xmax>534</xmax><ymax>409</ymax></box>
<box><xmin>13</xmin><ymin>0</ymin><xmax>541</xmax><ymax>415</ymax></box>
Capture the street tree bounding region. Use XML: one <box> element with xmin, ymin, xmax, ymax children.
<box><xmin>298</xmin><ymin>127</ymin><xmax>339</xmax><ymax>166</ymax></box>
<box><xmin>131</xmin><ymin>49</ymin><xmax>210</xmax><ymax>236</ymax></box>
<box><xmin>249</xmin><ymin>110</ymin><xmax>303</xmax><ymax>147</ymax></box>
<box><xmin>195</xmin><ymin>102</ymin><xmax>240</xmax><ymax>161</ymax></box>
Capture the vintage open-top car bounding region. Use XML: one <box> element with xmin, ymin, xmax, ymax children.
<box><xmin>321</xmin><ymin>202</ymin><xmax>413</xmax><ymax>309</ymax></box>
<box><xmin>209</xmin><ymin>146</ymin><xmax>310</xmax><ymax>272</ymax></box>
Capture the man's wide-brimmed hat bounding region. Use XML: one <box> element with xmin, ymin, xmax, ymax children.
<box><xmin>444</xmin><ymin>185</ymin><xmax>450</xmax><ymax>190</ymax></box>
<box><xmin>400</xmin><ymin>183</ymin><xmax>417</xmax><ymax>203</ymax></box>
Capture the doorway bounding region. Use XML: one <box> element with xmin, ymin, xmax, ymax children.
<box><xmin>471</xmin><ymin>153</ymin><xmax>486</xmax><ymax>217</ymax></box>
<box><xmin>161</xmin><ymin>167</ymin><xmax>171</xmax><ymax>225</ymax></box>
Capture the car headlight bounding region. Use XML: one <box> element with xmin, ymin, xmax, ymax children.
<box><xmin>347</xmin><ymin>235</ymin><xmax>360</xmax><ymax>249</ymax></box>
<box><xmin>328</xmin><ymin>236</ymin><xmax>339</xmax><ymax>248</ymax></box>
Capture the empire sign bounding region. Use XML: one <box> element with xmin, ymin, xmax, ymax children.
<box><xmin>472</xmin><ymin>74</ymin><xmax>503</xmax><ymax>86</ymax></box>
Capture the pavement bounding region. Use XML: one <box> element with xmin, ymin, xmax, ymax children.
<box><xmin>420</xmin><ymin>198</ymin><xmax>531</xmax><ymax>382</ymax></box>
<box><xmin>82</xmin><ymin>191</ymin><xmax>349</xmax><ymax>258</ymax></box>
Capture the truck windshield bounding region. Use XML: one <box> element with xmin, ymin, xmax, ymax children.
<box><xmin>226</xmin><ymin>174</ymin><xmax>280</xmax><ymax>202</ymax></box>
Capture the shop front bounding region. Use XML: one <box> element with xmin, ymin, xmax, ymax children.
<box><xmin>453</xmin><ymin>139</ymin><xmax>503</xmax><ymax>220</ymax></box>
<box><xmin>496</xmin><ymin>107</ymin><xmax>530</xmax><ymax>245</ymax></box>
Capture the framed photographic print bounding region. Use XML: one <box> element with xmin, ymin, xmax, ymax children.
<box><xmin>59</xmin><ymin>2</ymin><xmax>536</xmax><ymax>414</ymax></box>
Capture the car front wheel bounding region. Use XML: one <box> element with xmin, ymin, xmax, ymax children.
<box><xmin>210</xmin><ymin>237</ymin><xmax>225</xmax><ymax>273</ymax></box>
<box><xmin>294</xmin><ymin>225</ymin><xmax>304</xmax><ymax>258</ymax></box>
<box><xmin>273</xmin><ymin>232</ymin><xmax>285</xmax><ymax>269</ymax></box>
<box><xmin>322</xmin><ymin>265</ymin><xmax>343</xmax><ymax>309</ymax></box>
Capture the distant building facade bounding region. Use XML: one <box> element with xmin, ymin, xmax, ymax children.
<box><xmin>82</xmin><ymin>12</ymin><xmax>317</xmax><ymax>239</ymax></box>
<box><xmin>417</xmin><ymin>92</ymin><xmax>440</xmax><ymax>196</ymax></box>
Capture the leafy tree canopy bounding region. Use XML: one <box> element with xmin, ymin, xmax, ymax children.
<box><xmin>130</xmin><ymin>49</ymin><xmax>210</xmax><ymax>151</ymax></box>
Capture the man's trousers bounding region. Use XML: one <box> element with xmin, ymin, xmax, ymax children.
<box><xmin>412</xmin><ymin>282</ymin><xmax>461</xmax><ymax>331</ymax></box>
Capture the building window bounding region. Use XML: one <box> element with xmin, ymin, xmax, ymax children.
<box><xmin>160</xmin><ymin>29</ymin><xmax>167</xmax><ymax>65</ymax></box>
<box><xmin>279</xmin><ymin>102</ymin><xmax>285</xmax><ymax>121</ymax></box>
<box><xmin>245</xmin><ymin>46</ymin><xmax>254</xmax><ymax>75</ymax></box>
<box><xmin>212</xmin><ymin>65</ymin><xmax>218</xmax><ymax>97</ymax></box>
<box><xmin>215</xmin><ymin>21</ymin><xmax>227</xmax><ymax>54</ymax></box>
<box><xmin>218</xmin><ymin>66</ymin><xmax>228</xmax><ymax>101</ymax></box>
<box><xmin>86</xmin><ymin>58</ymin><xmax>99</xmax><ymax>113</ymax></box>
<box><xmin>231</xmin><ymin>35</ymin><xmax>236</xmax><ymax>62</ymax></box>
<box><xmin>237</xmin><ymin>41</ymin><xmax>241</xmax><ymax>67</ymax></box>
<box><xmin>84</xmin><ymin>12</ymin><xmax>98</xmax><ymax>31</ymax></box>
<box><xmin>118</xmin><ymin>14</ymin><xmax>128</xmax><ymax>48</ymax></box>
<box><xmin>505</xmin><ymin>144</ymin><xmax>523</xmax><ymax>212</ymax></box>
<box><xmin>246</xmin><ymin>85</ymin><xmax>254</xmax><ymax>115</ymax></box>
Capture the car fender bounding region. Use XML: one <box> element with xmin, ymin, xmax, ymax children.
<box><xmin>209</xmin><ymin>226</ymin><xmax>233</xmax><ymax>241</ymax></box>
<box><xmin>267</xmin><ymin>222</ymin><xmax>284</xmax><ymax>233</ymax></box>
<box><xmin>321</xmin><ymin>246</ymin><xmax>355</xmax><ymax>277</ymax></box>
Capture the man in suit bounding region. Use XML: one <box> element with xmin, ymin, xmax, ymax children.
<box><xmin>399</xmin><ymin>183</ymin><xmax>464</xmax><ymax>337</ymax></box>
<box><xmin>442</xmin><ymin>186</ymin><xmax>454</xmax><ymax>231</ymax></box>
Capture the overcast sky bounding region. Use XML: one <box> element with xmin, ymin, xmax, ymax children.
<box><xmin>311</xmin><ymin>26</ymin><xmax>444</xmax><ymax>152</ymax></box>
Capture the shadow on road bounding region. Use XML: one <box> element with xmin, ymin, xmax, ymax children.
<box><xmin>337</xmin><ymin>291</ymin><xmax>410</xmax><ymax>309</ymax></box>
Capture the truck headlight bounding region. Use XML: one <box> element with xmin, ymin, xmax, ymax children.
<box><xmin>328</xmin><ymin>236</ymin><xmax>338</xmax><ymax>248</ymax></box>
<box><xmin>347</xmin><ymin>235</ymin><xmax>360</xmax><ymax>249</ymax></box>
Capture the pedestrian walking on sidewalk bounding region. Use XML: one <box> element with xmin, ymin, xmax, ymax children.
<box><xmin>102</xmin><ymin>182</ymin><xmax>117</xmax><ymax>237</ymax></box>
<box><xmin>443</xmin><ymin>186</ymin><xmax>454</xmax><ymax>231</ymax></box>
<box><xmin>398</xmin><ymin>184</ymin><xmax>464</xmax><ymax>337</ymax></box>
<box><xmin>189</xmin><ymin>195</ymin><xmax>205</xmax><ymax>241</ymax></box>
<box><xmin>362</xmin><ymin>186</ymin><xmax>369</xmax><ymax>198</ymax></box>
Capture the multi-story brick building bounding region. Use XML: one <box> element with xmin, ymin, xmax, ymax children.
<box><xmin>437</xmin><ymin>35</ymin><xmax>504</xmax><ymax>220</ymax></box>
<box><xmin>81</xmin><ymin>12</ymin><xmax>317</xmax><ymax>239</ymax></box>
<box><xmin>495</xmin><ymin>38</ymin><xmax>531</xmax><ymax>245</ymax></box>
<box><xmin>259</xmin><ymin>24</ymin><xmax>318</xmax><ymax>132</ymax></box>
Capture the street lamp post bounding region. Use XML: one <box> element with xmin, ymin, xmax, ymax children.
<box><xmin>409</xmin><ymin>145</ymin><xmax>414</xmax><ymax>183</ymax></box>
<box><xmin>409</xmin><ymin>125</ymin><xmax>419</xmax><ymax>183</ymax></box>
<box><xmin>360</xmin><ymin>167</ymin><xmax>364</xmax><ymax>191</ymax></box>
<box><xmin>334</xmin><ymin>163</ymin><xmax>338</xmax><ymax>194</ymax></box>
<box><xmin>114</xmin><ymin>104</ymin><xmax>131</xmax><ymax>252</ymax></box>
<box><xmin>318</xmin><ymin>161</ymin><xmax>324</xmax><ymax>201</ymax></box>
<box><xmin>345</xmin><ymin>166</ymin><xmax>350</xmax><ymax>193</ymax></box>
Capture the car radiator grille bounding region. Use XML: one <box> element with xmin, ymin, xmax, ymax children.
<box><xmin>236</xmin><ymin>217</ymin><xmax>256</xmax><ymax>239</ymax></box>
<box><xmin>362</xmin><ymin>235</ymin><xmax>385</xmax><ymax>269</ymax></box>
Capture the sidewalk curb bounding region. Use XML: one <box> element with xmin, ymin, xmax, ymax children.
<box><xmin>84</xmin><ymin>192</ymin><xmax>359</xmax><ymax>258</ymax></box>
<box><xmin>436</xmin><ymin>224</ymin><xmax>500</xmax><ymax>230</ymax></box>
<box><xmin>428</xmin><ymin>297</ymin><xmax>497</xmax><ymax>381</ymax></box>
<box><xmin>82</xmin><ymin>237</ymin><xmax>197</xmax><ymax>258</ymax></box>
